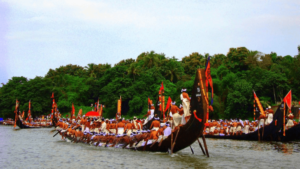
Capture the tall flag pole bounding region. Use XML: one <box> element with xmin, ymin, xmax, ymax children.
<box><xmin>14</xmin><ymin>99</ymin><xmax>19</xmax><ymax>128</ymax></box>
<box><xmin>159</xmin><ymin>82</ymin><xmax>164</xmax><ymax>118</ymax></box>
<box><xmin>205</xmin><ymin>56</ymin><xmax>214</xmax><ymax>105</ymax></box>
<box><xmin>253</xmin><ymin>91</ymin><xmax>265</xmax><ymax>117</ymax></box>
<box><xmin>253</xmin><ymin>100</ymin><xmax>256</xmax><ymax>120</ymax></box>
<box><xmin>164</xmin><ymin>96</ymin><xmax>172</xmax><ymax>120</ymax></box>
<box><xmin>284</xmin><ymin>102</ymin><xmax>286</xmax><ymax>136</ymax></box>
<box><xmin>77</xmin><ymin>109</ymin><xmax>82</xmax><ymax>118</ymax></box>
<box><xmin>51</xmin><ymin>92</ymin><xmax>55</xmax><ymax>119</ymax></box>
<box><xmin>148</xmin><ymin>97</ymin><xmax>151</xmax><ymax>111</ymax></box>
<box><xmin>28</xmin><ymin>100</ymin><xmax>31</xmax><ymax>122</ymax></box>
<box><xmin>204</xmin><ymin>56</ymin><xmax>214</xmax><ymax>122</ymax></box>
<box><xmin>97</xmin><ymin>98</ymin><xmax>100</xmax><ymax>112</ymax></box>
<box><xmin>72</xmin><ymin>103</ymin><xmax>75</xmax><ymax>120</ymax></box>
<box><xmin>116</xmin><ymin>96</ymin><xmax>122</xmax><ymax>120</ymax></box>
<box><xmin>99</xmin><ymin>105</ymin><xmax>103</xmax><ymax>117</ymax></box>
<box><xmin>283</xmin><ymin>90</ymin><xmax>292</xmax><ymax>136</ymax></box>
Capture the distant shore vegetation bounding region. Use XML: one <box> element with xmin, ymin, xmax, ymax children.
<box><xmin>1</xmin><ymin>46</ymin><xmax>300</xmax><ymax>119</ymax></box>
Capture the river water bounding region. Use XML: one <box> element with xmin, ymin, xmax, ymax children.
<box><xmin>0</xmin><ymin>125</ymin><xmax>299</xmax><ymax>169</ymax></box>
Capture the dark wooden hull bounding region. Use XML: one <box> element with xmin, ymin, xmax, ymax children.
<box><xmin>277</xmin><ymin>124</ymin><xmax>300</xmax><ymax>142</ymax></box>
<box><xmin>133</xmin><ymin>69</ymin><xmax>207</xmax><ymax>152</ymax></box>
<box><xmin>205</xmin><ymin>105</ymin><xmax>300</xmax><ymax>142</ymax></box>
<box><xmin>16</xmin><ymin>118</ymin><xmax>52</xmax><ymax>129</ymax></box>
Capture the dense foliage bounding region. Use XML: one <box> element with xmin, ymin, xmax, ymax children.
<box><xmin>1</xmin><ymin>46</ymin><xmax>300</xmax><ymax>119</ymax></box>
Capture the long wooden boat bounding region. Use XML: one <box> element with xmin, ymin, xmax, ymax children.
<box><xmin>205</xmin><ymin>104</ymin><xmax>300</xmax><ymax>142</ymax></box>
<box><xmin>15</xmin><ymin>115</ymin><xmax>53</xmax><ymax>129</ymax></box>
<box><xmin>53</xmin><ymin>69</ymin><xmax>209</xmax><ymax>154</ymax></box>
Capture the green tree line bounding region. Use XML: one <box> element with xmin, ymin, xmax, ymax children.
<box><xmin>1</xmin><ymin>46</ymin><xmax>300</xmax><ymax>119</ymax></box>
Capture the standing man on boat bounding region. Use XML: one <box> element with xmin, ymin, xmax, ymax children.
<box><xmin>286</xmin><ymin>111</ymin><xmax>294</xmax><ymax>129</ymax></box>
<box><xmin>180</xmin><ymin>88</ymin><xmax>191</xmax><ymax>124</ymax></box>
<box><xmin>132</xmin><ymin>117</ymin><xmax>141</xmax><ymax>132</ymax></box>
<box><xmin>258</xmin><ymin>111</ymin><xmax>266</xmax><ymax>129</ymax></box>
<box><xmin>265</xmin><ymin>107</ymin><xmax>273</xmax><ymax>125</ymax></box>
<box><xmin>143</xmin><ymin>104</ymin><xmax>155</xmax><ymax>125</ymax></box>
<box><xmin>170</xmin><ymin>102</ymin><xmax>182</xmax><ymax>128</ymax></box>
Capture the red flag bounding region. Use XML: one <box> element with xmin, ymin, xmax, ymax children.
<box><xmin>283</xmin><ymin>90</ymin><xmax>292</xmax><ymax>109</ymax></box>
<box><xmin>72</xmin><ymin>103</ymin><xmax>75</xmax><ymax>119</ymax></box>
<box><xmin>159</xmin><ymin>82</ymin><xmax>164</xmax><ymax>92</ymax></box>
<box><xmin>163</xmin><ymin>97</ymin><xmax>172</xmax><ymax>119</ymax></box>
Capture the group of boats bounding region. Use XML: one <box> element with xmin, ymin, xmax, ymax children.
<box><xmin>3</xmin><ymin>66</ymin><xmax>300</xmax><ymax>156</ymax></box>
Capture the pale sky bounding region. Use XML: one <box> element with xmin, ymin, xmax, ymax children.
<box><xmin>1</xmin><ymin>0</ymin><xmax>300</xmax><ymax>85</ymax></box>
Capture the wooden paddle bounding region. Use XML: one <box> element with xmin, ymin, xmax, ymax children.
<box><xmin>53</xmin><ymin>131</ymin><xmax>60</xmax><ymax>137</ymax></box>
<box><xmin>171</xmin><ymin>127</ymin><xmax>180</xmax><ymax>154</ymax></box>
<box><xmin>197</xmin><ymin>138</ymin><xmax>206</xmax><ymax>155</ymax></box>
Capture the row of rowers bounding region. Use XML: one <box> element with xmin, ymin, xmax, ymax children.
<box><xmin>55</xmin><ymin>119</ymin><xmax>173</xmax><ymax>148</ymax></box>
<box><xmin>204</xmin><ymin>107</ymin><xmax>298</xmax><ymax>136</ymax></box>
<box><xmin>57</xmin><ymin>116</ymin><xmax>164</xmax><ymax>136</ymax></box>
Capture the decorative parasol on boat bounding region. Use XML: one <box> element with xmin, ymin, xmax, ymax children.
<box><xmin>85</xmin><ymin>111</ymin><xmax>100</xmax><ymax>117</ymax></box>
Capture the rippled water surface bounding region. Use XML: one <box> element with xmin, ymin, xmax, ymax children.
<box><xmin>0</xmin><ymin>125</ymin><xmax>300</xmax><ymax>169</ymax></box>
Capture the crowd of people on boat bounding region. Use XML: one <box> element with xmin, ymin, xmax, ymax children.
<box><xmin>54</xmin><ymin>115</ymin><xmax>174</xmax><ymax>148</ymax></box>
<box><xmin>203</xmin><ymin>107</ymin><xmax>299</xmax><ymax>136</ymax></box>
<box><xmin>52</xmin><ymin>88</ymin><xmax>194</xmax><ymax>148</ymax></box>
<box><xmin>0</xmin><ymin>118</ymin><xmax>15</xmax><ymax>125</ymax></box>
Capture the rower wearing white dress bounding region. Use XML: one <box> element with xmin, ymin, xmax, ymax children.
<box><xmin>286</xmin><ymin>111</ymin><xmax>294</xmax><ymax>129</ymax></box>
<box><xmin>180</xmin><ymin>88</ymin><xmax>191</xmax><ymax>124</ymax></box>
<box><xmin>265</xmin><ymin>106</ymin><xmax>273</xmax><ymax>125</ymax></box>
<box><xmin>170</xmin><ymin>102</ymin><xmax>183</xmax><ymax>128</ymax></box>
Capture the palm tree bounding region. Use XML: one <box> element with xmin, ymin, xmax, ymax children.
<box><xmin>143</xmin><ymin>51</ymin><xmax>159</xmax><ymax>68</ymax></box>
<box><xmin>164</xmin><ymin>59</ymin><xmax>182</xmax><ymax>82</ymax></box>
<box><xmin>85</xmin><ymin>63</ymin><xmax>97</xmax><ymax>78</ymax></box>
<box><xmin>127</xmin><ymin>63</ymin><xmax>140</xmax><ymax>81</ymax></box>
<box><xmin>245</xmin><ymin>50</ymin><xmax>260</xmax><ymax>68</ymax></box>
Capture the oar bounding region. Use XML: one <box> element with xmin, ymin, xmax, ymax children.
<box><xmin>197</xmin><ymin>138</ymin><xmax>206</xmax><ymax>155</ymax></box>
<box><xmin>171</xmin><ymin>127</ymin><xmax>181</xmax><ymax>154</ymax></box>
<box><xmin>150</xmin><ymin>139</ymin><xmax>159</xmax><ymax>148</ymax></box>
<box><xmin>189</xmin><ymin>146</ymin><xmax>194</xmax><ymax>154</ymax></box>
<box><xmin>202</xmin><ymin>135</ymin><xmax>209</xmax><ymax>157</ymax></box>
<box><xmin>143</xmin><ymin>140</ymin><xmax>148</xmax><ymax>151</ymax></box>
<box><xmin>53</xmin><ymin>131</ymin><xmax>60</xmax><ymax>137</ymax></box>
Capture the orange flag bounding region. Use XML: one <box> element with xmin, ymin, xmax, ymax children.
<box><xmin>14</xmin><ymin>99</ymin><xmax>19</xmax><ymax>128</ymax></box>
<box><xmin>253</xmin><ymin>91</ymin><xmax>265</xmax><ymax>116</ymax></box>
